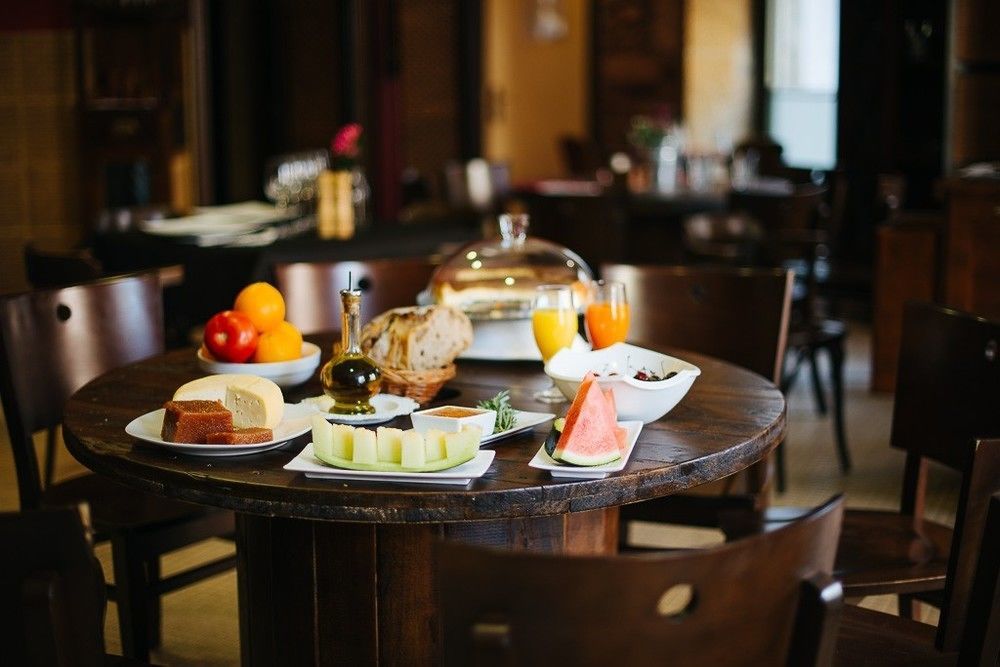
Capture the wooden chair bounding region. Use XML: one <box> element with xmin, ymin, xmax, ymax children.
<box><xmin>526</xmin><ymin>194</ymin><xmax>627</xmax><ymax>271</ymax></box>
<box><xmin>273</xmin><ymin>257</ymin><xmax>437</xmax><ymax>334</ymax></box>
<box><xmin>0</xmin><ymin>271</ymin><xmax>236</xmax><ymax>662</ymax></box>
<box><xmin>600</xmin><ymin>264</ymin><xmax>794</xmax><ymax>533</ymax></box>
<box><xmin>728</xmin><ymin>184</ymin><xmax>852</xmax><ymax>484</ymax></box>
<box><xmin>439</xmin><ymin>495</ymin><xmax>845</xmax><ymax>667</ymax></box>
<box><xmin>727</xmin><ymin>302</ymin><xmax>1000</xmax><ymax>619</ymax></box>
<box><xmin>833</xmin><ymin>440</ymin><xmax>1000</xmax><ymax>665</ymax></box>
<box><xmin>23</xmin><ymin>241</ymin><xmax>104</xmax><ymax>288</ymax></box>
<box><xmin>0</xmin><ymin>504</ymin><xmax>150</xmax><ymax>666</ymax></box>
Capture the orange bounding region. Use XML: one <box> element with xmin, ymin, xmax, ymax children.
<box><xmin>253</xmin><ymin>321</ymin><xmax>303</xmax><ymax>363</ymax></box>
<box><xmin>234</xmin><ymin>282</ymin><xmax>285</xmax><ymax>333</ymax></box>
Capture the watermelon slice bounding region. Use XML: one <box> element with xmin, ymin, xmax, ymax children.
<box><xmin>552</xmin><ymin>373</ymin><xmax>623</xmax><ymax>466</ymax></box>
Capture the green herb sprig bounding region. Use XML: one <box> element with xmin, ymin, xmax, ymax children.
<box><xmin>477</xmin><ymin>390</ymin><xmax>518</xmax><ymax>434</ymax></box>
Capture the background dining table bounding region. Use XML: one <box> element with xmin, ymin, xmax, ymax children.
<box><xmin>62</xmin><ymin>333</ymin><xmax>785</xmax><ymax>666</ymax></box>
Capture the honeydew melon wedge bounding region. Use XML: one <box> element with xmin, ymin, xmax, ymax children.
<box><xmin>310</xmin><ymin>422</ymin><xmax>480</xmax><ymax>472</ymax></box>
<box><xmin>316</xmin><ymin>443</ymin><xmax>479</xmax><ymax>472</ymax></box>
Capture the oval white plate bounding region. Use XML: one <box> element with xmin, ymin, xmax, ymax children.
<box><xmin>300</xmin><ymin>393</ymin><xmax>420</xmax><ymax>425</ymax></box>
<box><xmin>197</xmin><ymin>341</ymin><xmax>321</xmax><ymax>388</ymax></box>
<box><xmin>125</xmin><ymin>402</ymin><xmax>314</xmax><ymax>456</ymax></box>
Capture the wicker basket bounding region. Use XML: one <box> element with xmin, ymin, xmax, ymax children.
<box><xmin>379</xmin><ymin>364</ymin><xmax>456</xmax><ymax>404</ymax></box>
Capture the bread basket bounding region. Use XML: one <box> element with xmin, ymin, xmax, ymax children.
<box><xmin>379</xmin><ymin>364</ymin><xmax>456</xmax><ymax>404</ymax></box>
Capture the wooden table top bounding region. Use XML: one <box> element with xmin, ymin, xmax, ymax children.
<box><xmin>62</xmin><ymin>335</ymin><xmax>785</xmax><ymax>524</ymax></box>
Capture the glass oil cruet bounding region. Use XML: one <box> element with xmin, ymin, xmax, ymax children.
<box><xmin>320</xmin><ymin>275</ymin><xmax>382</xmax><ymax>414</ymax></box>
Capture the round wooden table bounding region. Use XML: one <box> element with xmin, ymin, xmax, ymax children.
<box><xmin>63</xmin><ymin>337</ymin><xmax>785</xmax><ymax>666</ymax></box>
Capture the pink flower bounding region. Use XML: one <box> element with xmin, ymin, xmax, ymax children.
<box><xmin>332</xmin><ymin>123</ymin><xmax>363</xmax><ymax>158</ymax></box>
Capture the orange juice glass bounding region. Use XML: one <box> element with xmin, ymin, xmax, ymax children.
<box><xmin>585</xmin><ymin>280</ymin><xmax>629</xmax><ymax>349</ymax></box>
<box><xmin>532</xmin><ymin>308</ymin><xmax>579</xmax><ymax>361</ymax></box>
<box><xmin>532</xmin><ymin>285</ymin><xmax>577</xmax><ymax>402</ymax></box>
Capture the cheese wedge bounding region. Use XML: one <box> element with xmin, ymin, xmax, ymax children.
<box><xmin>174</xmin><ymin>374</ymin><xmax>283</xmax><ymax>429</ymax></box>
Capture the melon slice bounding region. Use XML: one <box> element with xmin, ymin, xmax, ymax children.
<box><xmin>316</xmin><ymin>428</ymin><xmax>478</xmax><ymax>472</ymax></box>
<box><xmin>552</xmin><ymin>373</ymin><xmax>623</xmax><ymax>466</ymax></box>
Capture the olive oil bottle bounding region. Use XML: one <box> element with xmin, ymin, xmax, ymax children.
<box><xmin>320</xmin><ymin>286</ymin><xmax>382</xmax><ymax>414</ymax></box>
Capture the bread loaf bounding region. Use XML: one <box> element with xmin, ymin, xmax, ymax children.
<box><xmin>361</xmin><ymin>305</ymin><xmax>473</xmax><ymax>371</ymax></box>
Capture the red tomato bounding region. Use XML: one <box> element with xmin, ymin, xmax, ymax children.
<box><xmin>203</xmin><ymin>310</ymin><xmax>259</xmax><ymax>362</ymax></box>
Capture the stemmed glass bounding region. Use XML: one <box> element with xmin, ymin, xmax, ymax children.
<box><xmin>585</xmin><ymin>280</ymin><xmax>630</xmax><ymax>350</ymax></box>
<box><xmin>531</xmin><ymin>284</ymin><xmax>578</xmax><ymax>403</ymax></box>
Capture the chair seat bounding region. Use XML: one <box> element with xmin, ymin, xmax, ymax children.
<box><xmin>787</xmin><ymin>317</ymin><xmax>846</xmax><ymax>348</ymax></box>
<box><xmin>834</xmin><ymin>604</ymin><xmax>955</xmax><ymax>666</ymax></box>
<box><xmin>837</xmin><ymin>509</ymin><xmax>951</xmax><ymax>597</ymax></box>
<box><xmin>722</xmin><ymin>507</ymin><xmax>951</xmax><ymax>597</ymax></box>
<box><xmin>43</xmin><ymin>473</ymin><xmax>216</xmax><ymax>534</ymax></box>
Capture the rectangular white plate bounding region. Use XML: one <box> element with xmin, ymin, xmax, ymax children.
<box><xmin>527</xmin><ymin>421</ymin><xmax>642</xmax><ymax>479</ymax></box>
<box><xmin>477</xmin><ymin>410</ymin><xmax>556</xmax><ymax>445</ymax></box>
<box><xmin>284</xmin><ymin>443</ymin><xmax>496</xmax><ymax>486</ymax></box>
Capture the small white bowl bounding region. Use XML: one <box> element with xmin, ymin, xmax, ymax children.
<box><xmin>409</xmin><ymin>405</ymin><xmax>497</xmax><ymax>437</ymax></box>
<box><xmin>544</xmin><ymin>342</ymin><xmax>701</xmax><ymax>423</ymax></box>
<box><xmin>197</xmin><ymin>341</ymin><xmax>322</xmax><ymax>388</ymax></box>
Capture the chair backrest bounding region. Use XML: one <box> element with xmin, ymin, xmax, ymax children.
<box><xmin>23</xmin><ymin>242</ymin><xmax>104</xmax><ymax>289</ymax></box>
<box><xmin>890</xmin><ymin>302</ymin><xmax>1000</xmax><ymax>473</ymax></box>
<box><xmin>439</xmin><ymin>496</ymin><xmax>844</xmax><ymax>667</ymax></box>
<box><xmin>273</xmin><ymin>258</ymin><xmax>437</xmax><ymax>334</ymax></box>
<box><xmin>0</xmin><ymin>504</ymin><xmax>107</xmax><ymax>665</ymax></box>
<box><xmin>937</xmin><ymin>438</ymin><xmax>1000</xmax><ymax>652</ymax></box>
<box><xmin>957</xmin><ymin>489</ymin><xmax>1000</xmax><ymax>664</ymax></box>
<box><xmin>527</xmin><ymin>194</ymin><xmax>626</xmax><ymax>273</ymax></box>
<box><xmin>0</xmin><ymin>271</ymin><xmax>165</xmax><ymax>509</ymax></box>
<box><xmin>727</xmin><ymin>184</ymin><xmax>827</xmax><ymax>265</ymax></box>
<box><xmin>600</xmin><ymin>264</ymin><xmax>794</xmax><ymax>384</ymax></box>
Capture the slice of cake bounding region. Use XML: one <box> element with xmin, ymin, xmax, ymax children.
<box><xmin>205</xmin><ymin>427</ymin><xmax>273</xmax><ymax>445</ymax></box>
<box><xmin>161</xmin><ymin>400</ymin><xmax>233</xmax><ymax>443</ymax></box>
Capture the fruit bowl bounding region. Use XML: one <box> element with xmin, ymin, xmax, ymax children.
<box><xmin>544</xmin><ymin>343</ymin><xmax>701</xmax><ymax>423</ymax></box>
<box><xmin>197</xmin><ymin>342</ymin><xmax>321</xmax><ymax>388</ymax></box>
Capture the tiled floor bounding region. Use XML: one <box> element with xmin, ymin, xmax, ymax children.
<box><xmin>0</xmin><ymin>323</ymin><xmax>958</xmax><ymax>665</ymax></box>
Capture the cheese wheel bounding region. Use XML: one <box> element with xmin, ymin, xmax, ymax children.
<box><xmin>174</xmin><ymin>374</ymin><xmax>284</xmax><ymax>429</ymax></box>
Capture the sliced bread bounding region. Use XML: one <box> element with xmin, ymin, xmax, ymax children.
<box><xmin>361</xmin><ymin>305</ymin><xmax>473</xmax><ymax>370</ymax></box>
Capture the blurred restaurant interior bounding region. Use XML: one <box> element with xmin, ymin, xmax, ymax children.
<box><xmin>1</xmin><ymin>0</ymin><xmax>999</xmax><ymax>665</ymax></box>
<box><xmin>2</xmin><ymin>0</ymin><xmax>996</xmax><ymax>291</ymax></box>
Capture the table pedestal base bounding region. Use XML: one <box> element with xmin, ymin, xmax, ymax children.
<box><xmin>235</xmin><ymin>509</ymin><xmax>617</xmax><ymax>666</ymax></box>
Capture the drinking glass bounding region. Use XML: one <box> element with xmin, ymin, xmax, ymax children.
<box><xmin>532</xmin><ymin>284</ymin><xmax>578</xmax><ymax>403</ymax></box>
<box><xmin>585</xmin><ymin>280</ymin><xmax>630</xmax><ymax>350</ymax></box>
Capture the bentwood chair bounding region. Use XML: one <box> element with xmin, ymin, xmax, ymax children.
<box><xmin>274</xmin><ymin>257</ymin><xmax>437</xmax><ymax>334</ymax></box>
<box><xmin>600</xmin><ymin>264</ymin><xmax>794</xmax><ymax>536</ymax></box>
<box><xmin>834</xmin><ymin>441</ymin><xmax>1000</xmax><ymax>665</ymax></box>
<box><xmin>728</xmin><ymin>184</ymin><xmax>851</xmax><ymax>483</ymax></box>
<box><xmin>440</xmin><ymin>496</ymin><xmax>845</xmax><ymax>667</ymax></box>
<box><xmin>726</xmin><ymin>302</ymin><xmax>1000</xmax><ymax>620</ymax></box>
<box><xmin>0</xmin><ymin>271</ymin><xmax>235</xmax><ymax>661</ymax></box>
<box><xmin>0</xmin><ymin>504</ymin><xmax>148</xmax><ymax>666</ymax></box>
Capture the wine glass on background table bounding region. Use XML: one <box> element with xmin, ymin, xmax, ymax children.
<box><xmin>585</xmin><ymin>280</ymin><xmax>630</xmax><ymax>349</ymax></box>
<box><xmin>532</xmin><ymin>284</ymin><xmax>578</xmax><ymax>403</ymax></box>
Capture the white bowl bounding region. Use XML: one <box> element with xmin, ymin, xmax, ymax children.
<box><xmin>409</xmin><ymin>405</ymin><xmax>497</xmax><ymax>438</ymax></box>
<box><xmin>544</xmin><ymin>343</ymin><xmax>701</xmax><ymax>423</ymax></box>
<box><xmin>197</xmin><ymin>341</ymin><xmax>322</xmax><ymax>388</ymax></box>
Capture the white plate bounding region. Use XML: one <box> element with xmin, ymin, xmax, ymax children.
<box><xmin>300</xmin><ymin>393</ymin><xmax>420</xmax><ymax>425</ymax></box>
<box><xmin>124</xmin><ymin>403</ymin><xmax>315</xmax><ymax>456</ymax></box>
<box><xmin>477</xmin><ymin>410</ymin><xmax>556</xmax><ymax>445</ymax></box>
<box><xmin>284</xmin><ymin>443</ymin><xmax>495</xmax><ymax>485</ymax></box>
<box><xmin>197</xmin><ymin>342</ymin><xmax>321</xmax><ymax>388</ymax></box>
<box><xmin>528</xmin><ymin>421</ymin><xmax>642</xmax><ymax>479</ymax></box>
